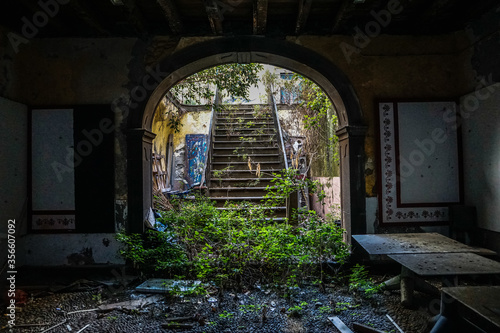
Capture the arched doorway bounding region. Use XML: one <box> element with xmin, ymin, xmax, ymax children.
<box><xmin>127</xmin><ymin>37</ymin><xmax>367</xmax><ymax>241</ymax></box>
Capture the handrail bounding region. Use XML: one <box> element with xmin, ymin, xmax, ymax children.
<box><xmin>269</xmin><ymin>88</ymin><xmax>288</xmax><ymax>170</ymax></box>
<box><xmin>200</xmin><ymin>88</ymin><xmax>219</xmax><ymax>188</ymax></box>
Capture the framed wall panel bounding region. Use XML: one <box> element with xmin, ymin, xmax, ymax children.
<box><xmin>31</xmin><ymin>109</ymin><xmax>76</xmax><ymax>231</ymax></box>
<box><xmin>377</xmin><ymin>101</ymin><xmax>462</xmax><ymax>225</ymax></box>
<box><xmin>30</xmin><ymin>106</ymin><xmax>115</xmax><ymax>233</ymax></box>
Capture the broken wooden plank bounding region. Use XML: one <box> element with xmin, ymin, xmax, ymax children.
<box><xmin>353</xmin><ymin>322</ymin><xmax>386</xmax><ymax>333</ymax></box>
<box><xmin>328</xmin><ymin>316</ymin><xmax>354</xmax><ymax>333</ymax></box>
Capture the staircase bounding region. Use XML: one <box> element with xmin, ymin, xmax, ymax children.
<box><xmin>207</xmin><ymin>104</ymin><xmax>287</xmax><ymax>220</ymax></box>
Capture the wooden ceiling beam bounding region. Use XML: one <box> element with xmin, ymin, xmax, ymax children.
<box><xmin>68</xmin><ymin>0</ymin><xmax>111</xmax><ymax>36</ymax></box>
<box><xmin>418</xmin><ymin>0</ymin><xmax>455</xmax><ymax>23</ymax></box>
<box><xmin>332</xmin><ymin>0</ymin><xmax>354</xmax><ymax>33</ymax></box>
<box><xmin>121</xmin><ymin>0</ymin><xmax>147</xmax><ymax>34</ymax></box>
<box><xmin>156</xmin><ymin>0</ymin><xmax>184</xmax><ymax>34</ymax></box>
<box><xmin>295</xmin><ymin>0</ymin><xmax>313</xmax><ymax>35</ymax></box>
<box><xmin>253</xmin><ymin>0</ymin><xmax>268</xmax><ymax>35</ymax></box>
<box><xmin>204</xmin><ymin>0</ymin><xmax>224</xmax><ymax>35</ymax></box>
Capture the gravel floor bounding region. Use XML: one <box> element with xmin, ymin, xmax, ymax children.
<box><xmin>1</xmin><ymin>269</ymin><xmax>441</xmax><ymax>333</ymax></box>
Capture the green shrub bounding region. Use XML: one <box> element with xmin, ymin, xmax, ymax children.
<box><xmin>116</xmin><ymin>178</ymin><xmax>349</xmax><ymax>287</ymax></box>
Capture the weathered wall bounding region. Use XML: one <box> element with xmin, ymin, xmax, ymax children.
<box><xmin>286</xmin><ymin>33</ymin><xmax>472</xmax><ymax>198</ymax></box>
<box><xmin>0</xmin><ymin>97</ymin><xmax>28</xmax><ymax>232</ymax></box>
<box><xmin>461</xmin><ymin>84</ymin><xmax>500</xmax><ymax>233</ymax></box>
<box><xmin>1</xmin><ymin>25</ymin><xmax>490</xmax><ymax>262</ymax></box>
<box><xmin>459</xmin><ymin>5</ymin><xmax>500</xmax><ymax>251</ymax></box>
<box><xmin>151</xmin><ymin>101</ymin><xmax>211</xmax><ymax>191</ymax></box>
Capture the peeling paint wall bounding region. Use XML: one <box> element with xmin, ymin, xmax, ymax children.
<box><xmin>19</xmin><ymin>233</ymin><xmax>124</xmax><ymax>266</ymax></box>
<box><xmin>151</xmin><ymin>100</ymin><xmax>211</xmax><ymax>191</ymax></box>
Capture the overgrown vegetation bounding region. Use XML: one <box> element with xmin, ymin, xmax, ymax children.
<box><xmin>348</xmin><ymin>264</ymin><xmax>382</xmax><ymax>297</ymax></box>
<box><xmin>262</xmin><ymin>70</ymin><xmax>340</xmax><ymax>177</ymax></box>
<box><xmin>117</xmin><ymin>172</ymin><xmax>349</xmax><ymax>290</ymax></box>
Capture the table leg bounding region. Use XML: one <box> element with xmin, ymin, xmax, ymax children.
<box><xmin>381</xmin><ymin>275</ymin><xmax>401</xmax><ymax>290</ymax></box>
<box><xmin>401</xmin><ymin>266</ymin><xmax>415</xmax><ymax>307</ymax></box>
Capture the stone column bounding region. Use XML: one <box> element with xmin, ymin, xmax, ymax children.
<box><xmin>336</xmin><ymin>125</ymin><xmax>367</xmax><ymax>243</ymax></box>
<box><xmin>127</xmin><ymin>128</ymin><xmax>156</xmax><ymax>233</ymax></box>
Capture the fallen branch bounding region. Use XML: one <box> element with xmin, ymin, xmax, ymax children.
<box><xmin>5</xmin><ymin>323</ymin><xmax>49</xmax><ymax>328</ymax></box>
<box><xmin>353</xmin><ymin>322</ymin><xmax>387</xmax><ymax>333</ymax></box>
<box><xmin>386</xmin><ymin>314</ymin><xmax>405</xmax><ymax>333</ymax></box>
<box><xmin>66</xmin><ymin>308</ymin><xmax>99</xmax><ymax>315</ymax></box>
<box><xmin>75</xmin><ymin>324</ymin><xmax>91</xmax><ymax>333</ymax></box>
<box><xmin>40</xmin><ymin>319</ymin><xmax>67</xmax><ymax>333</ymax></box>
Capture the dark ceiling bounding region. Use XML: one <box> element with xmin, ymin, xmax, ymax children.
<box><xmin>1</xmin><ymin>0</ymin><xmax>498</xmax><ymax>38</ymax></box>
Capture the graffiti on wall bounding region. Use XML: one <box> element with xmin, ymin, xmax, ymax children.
<box><xmin>185</xmin><ymin>134</ymin><xmax>207</xmax><ymax>186</ymax></box>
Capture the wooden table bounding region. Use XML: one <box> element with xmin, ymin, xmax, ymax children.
<box><xmin>435</xmin><ymin>286</ymin><xmax>500</xmax><ymax>332</ymax></box>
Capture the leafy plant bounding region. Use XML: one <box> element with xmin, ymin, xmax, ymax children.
<box><xmin>318</xmin><ymin>306</ymin><xmax>332</xmax><ymax>314</ymax></box>
<box><xmin>348</xmin><ymin>264</ymin><xmax>382</xmax><ymax>297</ymax></box>
<box><xmin>117</xmin><ymin>182</ymin><xmax>348</xmax><ymax>291</ymax></box>
<box><xmin>171</xmin><ymin>63</ymin><xmax>263</xmax><ymax>106</ymax></box>
<box><xmin>219</xmin><ymin>310</ymin><xmax>235</xmax><ymax>319</ymax></box>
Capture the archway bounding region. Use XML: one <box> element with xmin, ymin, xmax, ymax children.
<box><xmin>127</xmin><ymin>37</ymin><xmax>367</xmax><ymax>241</ymax></box>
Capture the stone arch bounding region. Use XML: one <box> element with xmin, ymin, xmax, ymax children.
<box><xmin>127</xmin><ymin>37</ymin><xmax>367</xmax><ymax>240</ymax></box>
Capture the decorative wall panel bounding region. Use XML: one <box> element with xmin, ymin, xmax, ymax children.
<box><xmin>378</xmin><ymin>101</ymin><xmax>461</xmax><ymax>225</ymax></box>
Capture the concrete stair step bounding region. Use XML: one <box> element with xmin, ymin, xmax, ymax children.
<box><xmin>210</xmin><ymin>177</ymin><xmax>275</xmax><ymax>187</ymax></box>
<box><xmin>213</xmin><ymin>141</ymin><xmax>277</xmax><ymax>148</ymax></box>
<box><xmin>209</xmin><ymin>187</ymin><xmax>271</xmax><ymax>197</ymax></box>
<box><xmin>214</xmin><ymin>140</ymin><xmax>278</xmax><ymax>150</ymax></box>
<box><xmin>216</xmin><ymin>122</ymin><xmax>274</xmax><ymax>128</ymax></box>
<box><xmin>217</xmin><ymin>114</ymin><xmax>272</xmax><ymax>120</ymax></box>
<box><xmin>215</xmin><ymin>129</ymin><xmax>276</xmax><ymax>135</ymax></box>
<box><xmin>212</xmin><ymin>161</ymin><xmax>282</xmax><ymax>170</ymax></box>
<box><xmin>217</xmin><ymin>110</ymin><xmax>270</xmax><ymax>115</ymax></box>
<box><xmin>213</xmin><ymin>147</ymin><xmax>280</xmax><ymax>154</ymax></box>
<box><xmin>213</xmin><ymin>154</ymin><xmax>280</xmax><ymax>163</ymax></box>
<box><xmin>215</xmin><ymin>206</ymin><xmax>287</xmax><ymax>218</ymax></box>
<box><xmin>215</xmin><ymin>117</ymin><xmax>274</xmax><ymax>128</ymax></box>
<box><xmin>210</xmin><ymin>169</ymin><xmax>282</xmax><ymax>178</ymax></box>
<box><xmin>214</xmin><ymin>134</ymin><xmax>275</xmax><ymax>142</ymax></box>
<box><xmin>209</xmin><ymin>196</ymin><xmax>284</xmax><ymax>207</ymax></box>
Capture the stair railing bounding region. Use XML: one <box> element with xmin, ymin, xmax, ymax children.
<box><xmin>269</xmin><ymin>89</ymin><xmax>300</xmax><ymax>222</ymax></box>
<box><xmin>269</xmin><ymin>89</ymin><xmax>288</xmax><ymax>171</ymax></box>
<box><xmin>200</xmin><ymin>88</ymin><xmax>219</xmax><ymax>190</ymax></box>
